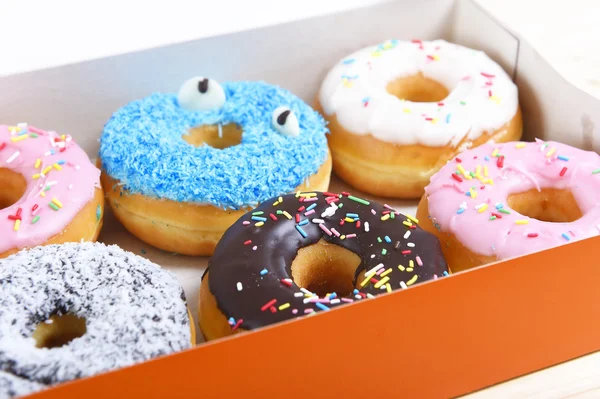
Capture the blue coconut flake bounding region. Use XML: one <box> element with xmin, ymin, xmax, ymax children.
<box><xmin>100</xmin><ymin>81</ymin><xmax>329</xmax><ymax>209</ymax></box>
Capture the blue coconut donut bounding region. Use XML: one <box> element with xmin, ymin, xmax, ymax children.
<box><xmin>100</xmin><ymin>78</ymin><xmax>331</xmax><ymax>256</ymax></box>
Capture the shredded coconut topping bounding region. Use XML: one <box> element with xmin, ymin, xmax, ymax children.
<box><xmin>0</xmin><ymin>242</ymin><xmax>191</xmax><ymax>396</ymax></box>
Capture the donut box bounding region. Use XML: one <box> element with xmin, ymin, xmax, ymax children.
<box><xmin>2</xmin><ymin>0</ymin><xmax>600</xmax><ymax>397</ymax></box>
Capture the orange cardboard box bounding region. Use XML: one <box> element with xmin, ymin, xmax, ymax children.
<box><xmin>2</xmin><ymin>0</ymin><xmax>600</xmax><ymax>397</ymax></box>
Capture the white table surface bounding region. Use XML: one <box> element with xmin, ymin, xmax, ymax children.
<box><xmin>2</xmin><ymin>1</ymin><xmax>600</xmax><ymax>397</ymax></box>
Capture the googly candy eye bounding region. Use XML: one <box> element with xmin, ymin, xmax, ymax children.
<box><xmin>177</xmin><ymin>77</ymin><xmax>226</xmax><ymax>111</ymax></box>
<box><xmin>271</xmin><ymin>106</ymin><xmax>300</xmax><ymax>137</ymax></box>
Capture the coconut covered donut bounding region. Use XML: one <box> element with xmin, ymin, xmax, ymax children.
<box><xmin>417</xmin><ymin>140</ymin><xmax>600</xmax><ymax>272</ymax></box>
<box><xmin>100</xmin><ymin>78</ymin><xmax>331</xmax><ymax>256</ymax></box>
<box><xmin>0</xmin><ymin>242</ymin><xmax>194</xmax><ymax>397</ymax></box>
<box><xmin>0</xmin><ymin>123</ymin><xmax>104</xmax><ymax>258</ymax></box>
<box><xmin>0</xmin><ymin>371</ymin><xmax>44</xmax><ymax>399</ymax></box>
<box><xmin>199</xmin><ymin>191</ymin><xmax>449</xmax><ymax>341</ymax></box>
<box><xmin>316</xmin><ymin>39</ymin><xmax>522</xmax><ymax>198</ymax></box>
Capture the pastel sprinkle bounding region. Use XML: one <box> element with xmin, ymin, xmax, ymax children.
<box><xmin>231</xmin><ymin>319</ymin><xmax>243</xmax><ymax>331</ymax></box>
<box><xmin>380</xmin><ymin>268</ymin><xmax>393</xmax><ymax>278</ymax></box>
<box><xmin>319</xmin><ymin>223</ymin><xmax>333</xmax><ymax>236</ymax></box>
<box><xmin>406</xmin><ymin>275</ymin><xmax>418</xmax><ymax>286</ymax></box>
<box><xmin>260</xmin><ymin>269</ymin><xmax>268</xmax><ymax>275</ymax></box>
<box><xmin>562</xmin><ymin>233</ymin><xmax>570</xmax><ymax>241</ymax></box>
<box><xmin>306</xmin><ymin>203</ymin><xmax>317</xmax><ymax>211</ymax></box>
<box><xmin>260</xmin><ymin>299</ymin><xmax>277</xmax><ymax>312</ymax></box>
<box><xmin>373</xmin><ymin>276</ymin><xmax>390</xmax><ymax>289</ymax></box>
<box><xmin>278</xmin><ymin>303</ymin><xmax>291</xmax><ymax>311</ymax></box>
<box><xmin>558</xmin><ymin>155</ymin><xmax>569</xmax><ymax>161</ymax></box>
<box><xmin>406</xmin><ymin>214</ymin><xmax>419</xmax><ymax>224</ymax></box>
<box><xmin>295</xmin><ymin>225</ymin><xmax>308</xmax><ymax>238</ymax></box>
<box><xmin>11</xmin><ymin>134</ymin><xmax>29</xmax><ymax>142</ymax></box>
<box><xmin>237</xmin><ymin>282</ymin><xmax>243</xmax><ymax>291</ymax></box>
<box><xmin>560</xmin><ymin>167</ymin><xmax>567</xmax><ymax>177</ymax></box>
<box><xmin>6</xmin><ymin>151</ymin><xmax>20</xmax><ymax>163</ymax></box>
<box><xmin>348</xmin><ymin>195</ymin><xmax>370</xmax><ymax>205</ymax></box>
<box><xmin>49</xmin><ymin>202</ymin><xmax>60</xmax><ymax>211</ymax></box>
<box><xmin>31</xmin><ymin>216</ymin><xmax>40</xmax><ymax>224</ymax></box>
<box><xmin>315</xmin><ymin>302</ymin><xmax>330</xmax><ymax>311</ymax></box>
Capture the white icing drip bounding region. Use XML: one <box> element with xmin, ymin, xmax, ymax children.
<box><xmin>318</xmin><ymin>40</ymin><xmax>519</xmax><ymax>147</ymax></box>
<box><xmin>0</xmin><ymin>242</ymin><xmax>191</xmax><ymax>390</ymax></box>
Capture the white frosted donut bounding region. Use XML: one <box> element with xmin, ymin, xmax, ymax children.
<box><xmin>318</xmin><ymin>39</ymin><xmax>519</xmax><ymax>147</ymax></box>
<box><xmin>0</xmin><ymin>371</ymin><xmax>44</xmax><ymax>398</ymax></box>
<box><xmin>0</xmin><ymin>242</ymin><xmax>192</xmax><ymax>395</ymax></box>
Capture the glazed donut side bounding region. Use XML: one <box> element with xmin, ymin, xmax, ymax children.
<box><xmin>315</xmin><ymin>99</ymin><xmax>522</xmax><ymax>198</ymax></box>
<box><xmin>99</xmin><ymin>153</ymin><xmax>331</xmax><ymax>256</ymax></box>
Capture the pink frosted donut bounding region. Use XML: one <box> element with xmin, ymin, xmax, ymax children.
<box><xmin>0</xmin><ymin>123</ymin><xmax>104</xmax><ymax>258</ymax></box>
<box><xmin>417</xmin><ymin>140</ymin><xmax>600</xmax><ymax>271</ymax></box>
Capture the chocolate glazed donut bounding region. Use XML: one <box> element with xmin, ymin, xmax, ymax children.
<box><xmin>199</xmin><ymin>191</ymin><xmax>449</xmax><ymax>340</ymax></box>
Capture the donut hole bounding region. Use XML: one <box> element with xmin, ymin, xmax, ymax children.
<box><xmin>32</xmin><ymin>314</ymin><xmax>87</xmax><ymax>349</ymax></box>
<box><xmin>386</xmin><ymin>72</ymin><xmax>449</xmax><ymax>103</ymax></box>
<box><xmin>0</xmin><ymin>168</ymin><xmax>26</xmax><ymax>209</ymax></box>
<box><xmin>291</xmin><ymin>239</ymin><xmax>361</xmax><ymax>297</ymax></box>
<box><xmin>507</xmin><ymin>188</ymin><xmax>582</xmax><ymax>223</ymax></box>
<box><xmin>183</xmin><ymin>123</ymin><xmax>242</xmax><ymax>149</ymax></box>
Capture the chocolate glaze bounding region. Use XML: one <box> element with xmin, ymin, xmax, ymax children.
<box><xmin>205</xmin><ymin>192</ymin><xmax>448</xmax><ymax>330</ymax></box>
